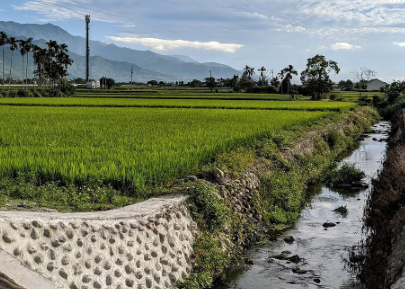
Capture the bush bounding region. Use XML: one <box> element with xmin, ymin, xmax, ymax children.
<box><xmin>329</xmin><ymin>94</ymin><xmax>342</xmax><ymax>101</ymax></box>
<box><xmin>249</xmin><ymin>86</ymin><xmax>278</xmax><ymax>94</ymax></box>
<box><xmin>372</xmin><ymin>94</ymin><xmax>385</xmax><ymax>108</ymax></box>
<box><xmin>17</xmin><ymin>89</ymin><xmax>33</xmax><ymax>98</ymax></box>
<box><xmin>61</xmin><ymin>83</ymin><xmax>75</xmax><ymax>96</ymax></box>
<box><xmin>327</xmin><ymin>162</ymin><xmax>365</xmax><ymax>186</ymax></box>
<box><xmin>325</xmin><ymin>129</ymin><xmax>340</xmax><ymax>148</ymax></box>
<box><xmin>32</xmin><ymin>90</ymin><xmax>43</xmax><ymax>98</ymax></box>
<box><xmin>43</xmin><ymin>88</ymin><xmax>66</xmax><ymax>97</ymax></box>
<box><xmin>186</xmin><ymin>181</ymin><xmax>228</xmax><ymax>233</ymax></box>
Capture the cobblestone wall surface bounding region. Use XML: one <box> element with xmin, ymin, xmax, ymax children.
<box><xmin>0</xmin><ymin>197</ymin><xmax>197</xmax><ymax>289</ymax></box>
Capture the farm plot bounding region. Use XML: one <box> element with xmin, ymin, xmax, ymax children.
<box><xmin>75</xmin><ymin>91</ymin><xmax>294</xmax><ymax>101</ymax></box>
<box><xmin>0</xmin><ymin>97</ymin><xmax>356</xmax><ymax>111</ymax></box>
<box><xmin>0</xmin><ymin>105</ymin><xmax>335</xmax><ymax>195</ymax></box>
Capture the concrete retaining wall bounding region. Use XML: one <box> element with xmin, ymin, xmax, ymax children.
<box><xmin>0</xmin><ymin>197</ymin><xmax>197</xmax><ymax>289</ymax></box>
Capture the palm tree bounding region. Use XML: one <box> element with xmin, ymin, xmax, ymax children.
<box><xmin>0</xmin><ymin>32</ymin><xmax>8</xmax><ymax>92</ymax></box>
<box><xmin>8</xmin><ymin>37</ymin><xmax>18</xmax><ymax>92</ymax></box>
<box><xmin>57</xmin><ymin>49</ymin><xmax>73</xmax><ymax>89</ymax></box>
<box><xmin>19</xmin><ymin>39</ymin><xmax>29</xmax><ymax>90</ymax></box>
<box><xmin>45</xmin><ymin>40</ymin><xmax>60</xmax><ymax>88</ymax></box>
<box><xmin>258</xmin><ymin>66</ymin><xmax>267</xmax><ymax>86</ymax></box>
<box><xmin>23</xmin><ymin>38</ymin><xmax>33</xmax><ymax>89</ymax></box>
<box><xmin>277</xmin><ymin>65</ymin><xmax>297</xmax><ymax>94</ymax></box>
<box><xmin>243</xmin><ymin>65</ymin><xmax>255</xmax><ymax>78</ymax></box>
<box><xmin>241</xmin><ymin>65</ymin><xmax>255</xmax><ymax>91</ymax></box>
<box><xmin>33</xmin><ymin>46</ymin><xmax>47</xmax><ymax>88</ymax></box>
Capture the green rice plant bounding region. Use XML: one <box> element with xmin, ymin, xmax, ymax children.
<box><xmin>0</xmin><ymin>97</ymin><xmax>357</xmax><ymax>112</ymax></box>
<box><xmin>0</xmin><ymin>106</ymin><xmax>335</xmax><ymax>197</ymax></box>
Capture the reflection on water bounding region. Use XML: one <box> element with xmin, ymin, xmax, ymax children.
<box><xmin>217</xmin><ymin>121</ymin><xmax>390</xmax><ymax>289</ymax></box>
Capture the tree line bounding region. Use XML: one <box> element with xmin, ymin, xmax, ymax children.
<box><xmin>204</xmin><ymin>54</ymin><xmax>341</xmax><ymax>100</ymax></box>
<box><xmin>0</xmin><ymin>31</ymin><xmax>74</xmax><ymax>96</ymax></box>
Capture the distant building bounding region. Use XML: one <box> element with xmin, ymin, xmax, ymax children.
<box><xmin>366</xmin><ymin>79</ymin><xmax>387</xmax><ymax>91</ymax></box>
<box><xmin>86</xmin><ymin>81</ymin><xmax>100</xmax><ymax>89</ymax></box>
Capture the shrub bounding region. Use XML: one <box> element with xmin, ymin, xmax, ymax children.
<box><xmin>325</xmin><ymin>129</ymin><xmax>340</xmax><ymax>148</ymax></box>
<box><xmin>329</xmin><ymin>94</ymin><xmax>342</xmax><ymax>101</ymax></box>
<box><xmin>186</xmin><ymin>181</ymin><xmax>228</xmax><ymax>233</ymax></box>
<box><xmin>17</xmin><ymin>89</ymin><xmax>33</xmax><ymax>98</ymax></box>
<box><xmin>327</xmin><ymin>162</ymin><xmax>365</xmax><ymax>186</ymax></box>
<box><xmin>32</xmin><ymin>90</ymin><xmax>43</xmax><ymax>98</ymax></box>
<box><xmin>334</xmin><ymin>205</ymin><xmax>348</xmax><ymax>217</ymax></box>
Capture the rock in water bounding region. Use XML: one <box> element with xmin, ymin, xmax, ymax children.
<box><xmin>322</xmin><ymin>222</ymin><xmax>336</xmax><ymax>228</ymax></box>
<box><xmin>284</xmin><ymin>236</ymin><xmax>295</xmax><ymax>243</ymax></box>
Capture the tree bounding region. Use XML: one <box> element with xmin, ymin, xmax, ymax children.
<box><xmin>8</xmin><ymin>37</ymin><xmax>18</xmax><ymax>92</ymax></box>
<box><xmin>257</xmin><ymin>66</ymin><xmax>268</xmax><ymax>86</ymax></box>
<box><xmin>19</xmin><ymin>37</ymin><xmax>33</xmax><ymax>90</ymax></box>
<box><xmin>33</xmin><ymin>46</ymin><xmax>47</xmax><ymax>88</ymax></box>
<box><xmin>100</xmin><ymin>77</ymin><xmax>115</xmax><ymax>89</ymax></box>
<box><xmin>223</xmin><ymin>77</ymin><xmax>233</xmax><ymax>92</ymax></box>
<box><xmin>147</xmin><ymin>80</ymin><xmax>158</xmax><ymax>86</ymax></box>
<box><xmin>300</xmin><ymin>54</ymin><xmax>340</xmax><ymax>100</ymax></box>
<box><xmin>338</xmin><ymin>79</ymin><xmax>354</xmax><ymax>91</ymax></box>
<box><xmin>204</xmin><ymin>76</ymin><xmax>216</xmax><ymax>92</ymax></box>
<box><xmin>231</xmin><ymin>74</ymin><xmax>239</xmax><ymax>91</ymax></box>
<box><xmin>240</xmin><ymin>65</ymin><xmax>255</xmax><ymax>91</ymax></box>
<box><xmin>278</xmin><ymin>65</ymin><xmax>297</xmax><ymax>94</ymax></box>
<box><xmin>32</xmin><ymin>41</ymin><xmax>72</xmax><ymax>90</ymax></box>
<box><xmin>0</xmin><ymin>31</ymin><xmax>8</xmax><ymax>92</ymax></box>
<box><xmin>270</xmin><ymin>77</ymin><xmax>280</xmax><ymax>88</ymax></box>
<box><xmin>352</xmin><ymin>67</ymin><xmax>376</xmax><ymax>98</ymax></box>
<box><xmin>189</xmin><ymin>79</ymin><xmax>202</xmax><ymax>87</ymax></box>
<box><xmin>384</xmin><ymin>80</ymin><xmax>405</xmax><ymax>102</ymax></box>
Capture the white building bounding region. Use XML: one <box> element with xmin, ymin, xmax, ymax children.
<box><xmin>366</xmin><ymin>79</ymin><xmax>387</xmax><ymax>91</ymax></box>
<box><xmin>86</xmin><ymin>81</ymin><xmax>100</xmax><ymax>89</ymax></box>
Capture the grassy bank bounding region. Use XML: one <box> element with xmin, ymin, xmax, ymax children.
<box><xmin>181</xmin><ymin>107</ymin><xmax>378</xmax><ymax>288</ymax></box>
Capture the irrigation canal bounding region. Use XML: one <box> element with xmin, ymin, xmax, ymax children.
<box><xmin>216</xmin><ymin>121</ymin><xmax>391</xmax><ymax>289</ymax></box>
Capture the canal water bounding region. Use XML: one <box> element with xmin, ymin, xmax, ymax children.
<box><xmin>217</xmin><ymin>121</ymin><xmax>391</xmax><ymax>289</ymax></box>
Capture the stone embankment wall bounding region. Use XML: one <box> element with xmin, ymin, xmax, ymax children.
<box><xmin>0</xmin><ymin>197</ymin><xmax>197</xmax><ymax>289</ymax></box>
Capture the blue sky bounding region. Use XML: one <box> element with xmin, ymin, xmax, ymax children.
<box><xmin>2</xmin><ymin>0</ymin><xmax>405</xmax><ymax>83</ymax></box>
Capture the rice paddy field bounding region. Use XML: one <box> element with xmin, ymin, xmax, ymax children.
<box><xmin>0</xmin><ymin>89</ymin><xmax>361</xmax><ymax>208</ymax></box>
<box><xmin>0</xmin><ymin>97</ymin><xmax>356</xmax><ymax>111</ymax></box>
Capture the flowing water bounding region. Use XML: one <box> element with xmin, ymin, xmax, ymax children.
<box><xmin>217</xmin><ymin>121</ymin><xmax>391</xmax><ymax>289</ymax></box>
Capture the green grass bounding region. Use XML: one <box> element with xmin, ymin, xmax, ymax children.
<box><xmin>0</xmin><ymin>105</ymin><xmax>336</xmax><ymax>197</ymax></box>
<box><xmin>327</xmin><ymin>90</ymin><xmax>384</xmax><ymax>102</ymax></box>
<box><xmin>0</xmin><ymin>97</ymin><xmax>357</xmax><ymax>111</ymax></box>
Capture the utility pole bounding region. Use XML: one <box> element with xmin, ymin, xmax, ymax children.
<box><xmin>85</xmin><ymin>15</ymin><xmax>91</xmax><ymax>83</ymax></box>
<box><xmin>131</xmin><ymin>66</ymin><xmax>133</xmax><ymax>90</ymax></box>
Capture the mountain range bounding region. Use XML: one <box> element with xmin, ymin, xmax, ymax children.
<box><xmin>0</xmin><ymin>21</ymin><xmax>241</xmax><ymax>82</ymax></box>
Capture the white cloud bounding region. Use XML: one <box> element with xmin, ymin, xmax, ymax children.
<box><xmin>331</xmin><ymin>42</ymin><xmax>362</xmax><ymax>50</ymax></box>
<box><xmin>233</xmin><ymin>11</ymin><xmax>268</xmax><ymax>20</ymax></box>
<box><xmin>106</xmin><ymin>36</ymin><xmax>243</xmax><ymax>52</ymax></box>
<box><xmin>393</xmin><ymin>41</ymin><xmax>405</xmax><ymax>47</ymax></box>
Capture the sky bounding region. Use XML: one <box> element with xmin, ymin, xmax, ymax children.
<box><xmin>2</xmin><ymin>0</ymin><xmax>405</xmax><ymax>83</ymax></box>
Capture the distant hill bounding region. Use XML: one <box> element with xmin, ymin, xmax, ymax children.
<box><xmin>168</xmin><ymin>54</ymin><xmax>199</xmax><ymax>63</ymax></box>
<box><xmin>0</xmin><ymin>38</ymin><xmax>178</xmax><ymax>82</ymax></box>
<box><xmin>0</xmin><ymin>21</ymin><xmax>241</xmax><ymax>82</ymax></box>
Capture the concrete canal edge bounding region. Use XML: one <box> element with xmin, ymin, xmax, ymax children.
<box><xmin>0</xmin><ymin>197</ymin><xmax>197</xmax><ymax>289</ymax></box>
